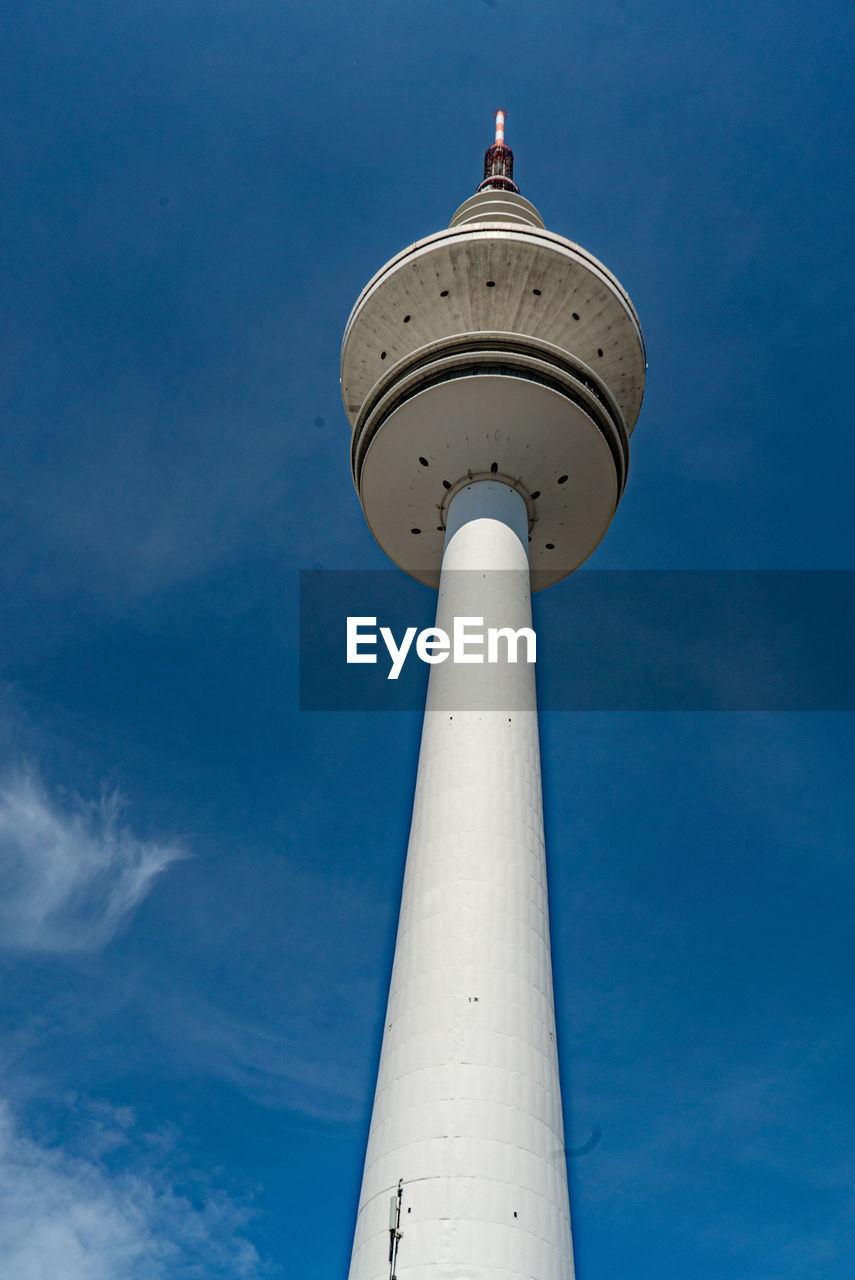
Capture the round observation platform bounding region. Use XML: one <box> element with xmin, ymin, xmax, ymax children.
<box><xmin>341</xmin><ymin>141</ymin><xmax>645</xmax><ymax>590</ymax></box>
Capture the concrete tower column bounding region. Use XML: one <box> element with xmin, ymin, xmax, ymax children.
<box><xmin>348</xmin><ymin>481</ymin><xmax>574</xmax><ymax>1280</ymax></box>
<box><xmin>341</xmin><ymin>111</ymin><xmax>645</xmax><ymax>1280</ymax></box>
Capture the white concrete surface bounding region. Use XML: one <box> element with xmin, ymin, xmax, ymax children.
<box><xmin>355</xmin><ymin>370</ymin><xmax>621</xmax><ymax>589</ymax></box>
<box><xmin>347</xmin><ymin>482</ymin><xmax>575</xmax><ymax>1280</ymax></box>
<box><xmin>340</xmin><ymin>221</ymin><xmax>645</xmax><ymax>434</ymax></box>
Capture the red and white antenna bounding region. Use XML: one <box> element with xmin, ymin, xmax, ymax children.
<box><xmin>477</xmin><ymin>108</ymin><xmax>519</xmax><ymax>194</ymax></box>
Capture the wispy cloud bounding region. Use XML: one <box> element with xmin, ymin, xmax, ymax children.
<box><xmin>0</xmin><ymin>768</ymin><xmax>185</xmax><ymax>952</ymax></box>
<box><xmin>0</xmin><ymin>1096</ymin><xmax>274</xmax><ymax>1279</ymax></box>
<box><xmin>568</xmin><ymin>1017</ymin><xmax>855</xmax><ymax>1270</ymax></box>
<box><xmin>166</xmin><ymin>996</ymin><xmax>368</xmax><ymax>1122</ymax></box>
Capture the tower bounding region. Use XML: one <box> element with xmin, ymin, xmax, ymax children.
<box><xmin>341</xmin><ymin>113</ymin><xmax>645</xmax><ymax>1280</ymax></box>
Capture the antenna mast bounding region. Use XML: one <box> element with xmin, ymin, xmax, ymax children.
<box><xmin>387</xmin><ymin>1179</ymin><xmax>403</xmax><ymax>1280</ymax></box>
<box><xmin>477</xmin><ymin>108</ymin><xmax>520</xmax><ymax>193</ymax></box>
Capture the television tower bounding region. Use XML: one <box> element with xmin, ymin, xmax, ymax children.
<box><xmin>341</xmin><ymin>112</ymin><xmax>645</xmax><ymax>1280</ymax></box>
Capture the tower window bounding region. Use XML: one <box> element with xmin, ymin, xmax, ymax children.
<box><xmin>572</xmin><ymin>312</ymin><xmax>580</xmax><ymax>321</ymax></box>
<box><xmin>403</xmin><ymin>314</ymin><xmax>411</xmax><ymax>323</ymax></box>
<box><xmin>597</xmin><ymin>348</ymin><xmax>604</xmax><ymax>357</ymax></box>
<box><xmin>531</xmin><ymin>490</ymin><xmax>540</xmax><ymax>500</ymax></box>
<box><xmin>419</xmin><ymin>456</ymin><xmax>429</xmax><ymax>467</ymax></box>
<box><xmin>486</xmin><ymin>280</ymin><xmax>496</xmax><ymax>287</ymax></box>
<box><xmin>411</xmin><ymin>528</ymin><xmax>421</xmax><ymax>535</ymax></box>
<box><xmin>440</xmin><ymin>290</ymin><xmax>449</xmax><ymax>297</ymax></box>
<box><xmin>557</xmin><ymin>475</ymin><xmax>568</xmax><ymax>485</ymax></box>
<box><xmin>545</xmin><ymin>542</ymin><xmax>555</xmax><ymax>550</ymax></box>
<box><xmin>532</xmin><ymin>288</ymin><xmax>542</xmax><ymax>296</ymax></box>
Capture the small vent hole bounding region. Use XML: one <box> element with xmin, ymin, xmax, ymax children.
<box><xmin>545</xmin><ymin>542</ymin><xmax>555</xmax><ymax>549</ymax></box>
<box><xmin>557</xmin><ymin>474</ymin><xmax>568</xmax><ymax>485</ymax></box>
<box><xmin>490</xmin><ymin>461</ymin><xmax>498</xmax><ymax>473</ymax></box>
<box><xmin>440</xmin><ymin>289</ymin><xmax>449</xmax><ymax>297</ymax></box>
<box><xmin>411</xmin><ymin>527</ymin><xmax>421</xmax><ymax>535</ymax></box>
<box><xmin>532</xmin><ymin>288</ymin><xmax>542</xmax><ymax>296</ymax></box>
<box><xmin>442</xmin><ymin>480</ymin><xmax>452</xmax><ymax>490</ymax></box>
<box><xmin>486</xmin><ymin>280</ymin><xmax>496</xmax><ymax>287</ymax></box>
<box><xmin>572</xmin><ymin>312</ymin><xmax>580</xmax><ymax>321</ymax></box>
<box><xmin>597</xmin><ymin>348</ymin><xmax>604</xmax><ymax>357</ymax></box>
<box><xmin>531</xmin><ymin>490</ymin><xmax>541</xmax><ymax>500</ymax></box>
<box><xmin>419</xmin><ymin>456</ymin><xmax>429</xmax><ymax>467</ymax></box>
<box><xmin>403</xmin><ymin>314</ymin><xmax>411</xmax><ymax>323</ymax></box>
<box><xmin>380</xmin><ymin>351</ymin><xmax>386</xmax><ymax>360</ymax></box>
<box><xmin>436</xmin><ymin>525</ymin><xmax>444</xmax><ymax>532</ymax></box>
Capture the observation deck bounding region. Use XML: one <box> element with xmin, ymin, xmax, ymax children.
<box><xmin>341</xmin><ymin>128</ymin><xmax>645</xmax><ymax>589</ymax></box>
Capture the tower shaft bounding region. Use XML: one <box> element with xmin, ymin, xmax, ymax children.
<box><xmin>348</xmin><ymin>482</ymin><xmax>574</xmax><ymax>1280</ymax></box>
<box><xmin>342</xmin><ymin>114</ymin><xmax>644</xmax><ymax>1279</ymax></box>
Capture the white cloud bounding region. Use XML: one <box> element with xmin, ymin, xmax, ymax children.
<box><xmin>0</xmin><ymin>1098</ymin><xmax>273</xmax><ymax>1279</ymax></box>
<box><xmin>0</xmin><ymin>769</ymin><xmax>184</xmax><ymax>952</ymax></box>
<box><xmin>168</xmin><ymin>997</ymin><xmax>367</xmax><ymax>1122</ymax></box>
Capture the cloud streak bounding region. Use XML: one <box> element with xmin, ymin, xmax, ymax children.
<box><xmin>166</xmin><ymin>997</ymin><xmax>368</xmax><ymax>1122</ymax></box>
<box><xmin>0</xmin><ymin>1097</ymin><xmax>274</xmax><ymax>1279</ymax></box>
<box><xmin>0</xmin><ymin>768</ymin><xmax>184</xmax><ymax>952</ymax></box>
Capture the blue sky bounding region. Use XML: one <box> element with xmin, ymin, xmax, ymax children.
<box><xmin>1</xmin><ymin>0</ymin><xmax>853</xmax><ymax>1275</ymax></box>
